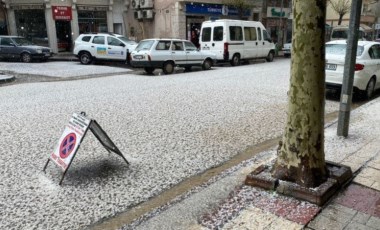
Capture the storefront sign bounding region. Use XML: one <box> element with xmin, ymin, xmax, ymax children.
<box><xmin>52</xmin><ymin>6</ymin><xmax>72</xmax><ymax>21</ymax></box>
<box><xmin>77</xmin><ymin>5</ymin><xmax>108</xmax><ymax>11</ymax></box>
<box><xmin>267</xmin><ymin>7</ymin><xmax>291</xmax><ymax>18</ymax></box>
<box><xmin>185</xmin><ymin>3</ymin><xmax>250</xmax><ymax>17</ymax></box>
<box><xmin>10</xmin><ymin>4</ymin><xmax>44</xmax><ymax>10</ymax></box>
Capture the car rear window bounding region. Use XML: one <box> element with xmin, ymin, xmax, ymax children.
<box><xmin>326</xmin><ymin>44</ymin><xmax>364</xmax><ymax>56</ymax></box>
<box><xmin>331</xmin><ymin>30</ymin><xmax>348</xmax><ymax>40</ymax></box>
<box><xmin>81</xmin><ymin>36</ymin><xmax>92</xmax><ymax>42</ymax></box>
<box><xmin>135</xmin><ymin>40</ymin><xmax>154</xmax><ymax>51</ymax></box>
<box><xmin>156</xmin><ymin>41</ymin><xmax>172</xmax><ymax>50</ymax></box>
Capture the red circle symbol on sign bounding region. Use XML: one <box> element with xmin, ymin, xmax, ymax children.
<box><xmin>59</xmin><ymin>133</ymin><xmax>77</xmax><ymax>159</ymax></box>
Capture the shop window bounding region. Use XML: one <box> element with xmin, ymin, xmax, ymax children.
<box><xmin>0</xmin><ymin>6</ymin><xmax>7</xmax><ymax>35</ymax></box>
<box><xmin>78</xmin><ymin>11</ymin><xmax>107</xmax><ymax>33</ymax></box>
<box><xmin>14</xmin><ymin>9</ymin><xmax>48</xmax><ymax>46</ymax></box>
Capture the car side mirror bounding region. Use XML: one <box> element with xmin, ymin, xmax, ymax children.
<box><xmin>120</xmin><ymin>43</ymin><xmax>126</xmax><ymax>47</ymax></box>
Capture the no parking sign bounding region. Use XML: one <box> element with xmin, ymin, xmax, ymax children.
<box><xmin>50</xmin><ymin>113</ymin><xmax>90</xmax><ymax>171</ymax></box>
<box><xmin>43</xmin><ymin>112</ymin><xmax>129</xmax><ymax>185</ymax></box>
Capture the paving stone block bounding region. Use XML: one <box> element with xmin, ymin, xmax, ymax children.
<box><xmin>345</xmin><ymin>221</ymin><xmax>374</xmax><ymax>230</ymax></box>
<box><xmin>320</xmin><ymin>204</ymin><xmax>356</xmax><ymax>224</ymax></box>
<box><xmin>372</xmin><ymin>182</ymin><xmax>380</xmax><ymax>192</ymax></box>
<box><xmin>352</xmin><ymin>211</ymin><xmax>371</xmax><ymax>224</ymax></box>
<box><xmin>354</xmin><ymin>175</ymin><xmax>375</xmax><ymax>188</ymax></box>
<box><xmin>266</xmin><ymin>217</ymin><xmax>303</xmax><ymax>230</ymax></box>
<box><xmin>340</xmin><ymin>161</ymin><xmax>362</xmax><ymax>174</ymax></box>
<box><xmin>307</xmin><ymin>215</ymin><xmax>346</xmax><ymax>230</ymax></box>
<box><xmin>366</xmin><ymin>216</ymin><xmax>380</xmax><ymax>229</ymax></box>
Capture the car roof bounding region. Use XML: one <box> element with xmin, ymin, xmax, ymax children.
<box><xmin>0</xmin><ymin>36</ymin><xmax>23</xmax><ymax>38</ymax></box>
<box><xmin>326</xmin><ymin>40</ymin><xmax>380</xmax><ymax>46</ymax></box>
<box><xmin>140</xmin><ymin>38</ymin><xmax>186</xmax><ymax>41</ymax></box>
<box><xmin>79</xmin><ymin>32</ymin><xmax>125</xmax><ymax>37</ymax></box>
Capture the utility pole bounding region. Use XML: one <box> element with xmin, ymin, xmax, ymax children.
<box><xmin>337</xmin><ymin>0</ymin><xmax>362</xmax><ymax>137</ymax></box>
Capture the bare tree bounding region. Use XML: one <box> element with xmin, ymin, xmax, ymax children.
<box><xmin>328</xmin><ymin>0</ymin><xmax>351</xmax><ymax>25</ymax></box>
<box><xmin>271</xmin><ymin>0</ymin><xmax>328</xmax><ymax>188</ymax></box>
<box><xmin>370</xmin><ymin>1</ymin><xmax>380</xmax><ymax>16</ymax></box>
<box><xmin>222</xmin><ymin>0</ymin><xmax>255</xmax><ymax>19</ymax></box>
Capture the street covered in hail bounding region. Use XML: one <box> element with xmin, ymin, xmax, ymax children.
<box><xmin>1</xmin><ymin>59</ymin><xmax>342</xmax><ymax>229</ymax></box>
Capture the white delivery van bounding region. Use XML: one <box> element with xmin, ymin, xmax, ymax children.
<box><xmin>330</xmin><ymin>26</ymin><xmax>368</xmax><ymax>41</ymax></box>
<box><xmin>199</xmin><ymin>19</ymin><xmax>276</xmax><ymax>66</ymax></box>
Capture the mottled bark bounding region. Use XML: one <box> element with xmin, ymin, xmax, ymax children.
<box><xmin>271</xmin><ymin>0</ymin><xmax>328</xmax><ymax>188</ymax></box>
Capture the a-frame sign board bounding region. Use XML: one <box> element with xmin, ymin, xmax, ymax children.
<box><xmin>43</xmin><ymin>112</ymin><xmax>129</xmax><ymax>185</ymax></box>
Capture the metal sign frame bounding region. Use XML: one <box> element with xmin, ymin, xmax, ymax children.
<box><xmin>43</xmin><ymin>112</ymin><xmax>129</xmax><ymax>185</ymax></box>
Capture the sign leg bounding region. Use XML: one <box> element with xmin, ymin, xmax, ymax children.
<box><xmin>59</xmin><ymin>170</ymin><xmax>68</xmax><ymax>185</ymax></box>
<box><xmin>43</xmin><ymin>158</ymin><xmax>50</xmax><ymax>172</ymax></box>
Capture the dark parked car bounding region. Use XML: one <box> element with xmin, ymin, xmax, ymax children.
<box><xmin>0</xmin><ymin>36</ymin><xmax>53</xmax><ymax>62</ymax></box>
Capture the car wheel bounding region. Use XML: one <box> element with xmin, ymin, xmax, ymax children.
<box><xmin>364</xmin><ymin>78</ymin><xmax>376</xmax><ymax>99</ymax></box>
<box><xmin>230</xmin><ymin>54</ymin><xmax>240</xmax><ymax>66</ymax></box>
<box><xmin>163</xmin><ymin>61</ymin><xmax>174</xmax><ymax>74</ymax></box>
<box><xmin>79</xmin><ymin>52</ymin><xmax>92</xmax><ymax>65</ymax></box>
<box><xmin>202</xmin><ymin>59</ymin><xmax>212</xmax><ymax>70</ymax></box>
<box><xmin>144</xmin><ymin>67</ymin><xmax>155</xmax><ymax>74</ymax></box>
<box><xmin>21</xmin><ymin>53</ymin><xmax>32</xmax><ymax>63</ymax></box>
<box><xmin>266</xmin><ymin>51</ymin><xmax>274</xmax><ymax>62</ymax></box>
<box><xmin>284</xmin><ymin>54</ymin><xmax>290</xmax><ymax>58</ymax></box>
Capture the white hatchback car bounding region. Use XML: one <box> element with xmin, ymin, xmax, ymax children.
<box><xmin>325</xmin><ymin>40</ymin><xmax>380</xmax><ymax>99</ymax></box>
<box><xmin>130</xmin><ymin>38</ymin><xmax>216</xmax><ymax>74</ymax></box>
<box><xmin>73</xmin><ymin>33</ymin><xmax>138</xmax><ymax>65</ymax></box>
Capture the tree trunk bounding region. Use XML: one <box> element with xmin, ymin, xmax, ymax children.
<box><xmin>271</xmin><ymin>0</ymin><xmax>328</xmax><ymax>188</ymax></box>
<box><xmin>338</xmin><ymin>14</ymin><xmax>344</xmax><ymax>25</ymax></box>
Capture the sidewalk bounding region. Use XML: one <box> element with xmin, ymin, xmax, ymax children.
<box><xmin>114</xmin><ymin>96</ymin><xmax>380</xmax><ymax>230</ymax></box>
<box><xmin>198</xmin><ymin>97</ymin><xmax>380</xmax><ymax>229</ymax></box>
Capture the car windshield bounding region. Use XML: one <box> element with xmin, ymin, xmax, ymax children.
<box><xmin>12</xmin><ymin>37</ymin><xmax>34</xmax><ymax>46</ymax></box>
<box><xmin>135</xmin><ymin>40</ymin><xmax>154</xmax><ymax>51</ymax></box>
<box><xmin>325</xmin><ymin>44</ymin><xmax>364</xmax><ymax>56</ymax></box>
<box><xmin>118</xmin><ymin>36</ymin><xmax>137</xmax><ymax>44</ymax></box>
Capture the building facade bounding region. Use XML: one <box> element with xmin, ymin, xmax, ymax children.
<box><xmin>1</xmin><ymin>0</ymin><xmax>292</xmax><ymax>53</ymax></box>
<box><xmin>2</xmin><ymin>0</ymin><xmax>130</xmax><ymax>53</ymax></box>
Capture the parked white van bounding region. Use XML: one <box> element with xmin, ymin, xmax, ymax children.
<box><xmin>199</xmin><ymin>19</ymin><xmax>276</xmax><ymax>66</ymax></box>
<box><xmin>330</xmin><ymin>26</ymin><xmax>368</xmax><ymax>41</ymax></box>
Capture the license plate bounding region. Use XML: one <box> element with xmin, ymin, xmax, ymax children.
<box><xmin>325</xmin><ymin>63</ymin><xmax>337</xmax><ymax>70</ymax></box>
<box><xmin>133</xmin><ymin>55</ymin><xmax>144</xmax><ymax>59</ymax></box>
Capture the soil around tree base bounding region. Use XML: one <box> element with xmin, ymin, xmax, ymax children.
<box><xmin>245</xmin><ymin>161</ymin><xmax>353</xmax><ymax>206</ymax></box>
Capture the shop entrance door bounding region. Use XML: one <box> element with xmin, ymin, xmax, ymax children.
<box><xmin>55</xmin><ymin>21</ymin><xmax>72</xmax><ymax>52</ymax></box>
